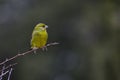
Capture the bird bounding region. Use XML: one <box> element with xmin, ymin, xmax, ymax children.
<box><xmin>31</xmin><ymin>23</ymin><xmax>48</xmax><ymax>52</ymax></box>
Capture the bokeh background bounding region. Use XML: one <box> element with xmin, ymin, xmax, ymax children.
<box><xmin>0</xmin><ymin>0</ymin><xmax>119</xmax><ymax>80</ymax></box>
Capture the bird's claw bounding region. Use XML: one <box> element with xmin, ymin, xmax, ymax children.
<box><xmin>32</xmin><ymin>47</ymin><xmax>38</xmax><ymax>53</ymax></box>
<box><xmin>42</xmin><ymin>46</ymin><xmax>48</xmax><ymax>51</ymax></box>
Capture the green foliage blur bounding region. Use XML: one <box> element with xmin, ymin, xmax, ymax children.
<box><xmin>0</xmin><ymin>0</ymin><xmax>119</xmax><ymax>80</ymax></box>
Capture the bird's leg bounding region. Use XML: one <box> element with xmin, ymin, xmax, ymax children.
<box><xmin>42</xmin><ymin>46</ymin><xmax>48</xmax><ymax>51</ymax></box>
<box><xmin>32</xmin><ymin>47</ymin><xmax>38</xmax><ymax>53</ymax></box>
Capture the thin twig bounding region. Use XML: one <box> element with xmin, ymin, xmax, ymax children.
<box><xmin>0</xmin><ymin>65</ymin><xmax>5</xmax><ymax>80</ymax></box>
<box><xmin>0</xmin><ymin>49</ymin><xmax>34</xmax><ymax>66</ymax></box>
<box><xmin>0</xmin><ymin>63</ymin><xmax>17</xmax><ymax>73</ymax></box>
<box><xmin>46</xmin><ymin>42</ymin><xmax>59</xmax><ymax>46</ymax></box>
<box><xmin>7</xmin><ymin>68</ymin><xmax>13</xmax><ymax>80</ymax></box>
<box><xmin>0</xmin><ymin>42</ymin><xmax>59</xmax><ymax>66</ymax></box>
<box><xmin>0</xmin><ymin>71</ymin><xmax>9</xmax><ymax>78</ymax></box>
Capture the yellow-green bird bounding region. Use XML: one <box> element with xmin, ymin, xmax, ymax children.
<box><xmin>31</xmin><ymin>23</ymin><xmax>48</xmax><ymax>51</ymax></box>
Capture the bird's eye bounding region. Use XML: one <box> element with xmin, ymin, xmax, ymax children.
<box><xmin>42</xmin><ymin>25</ymin><xmax>45</xmax><ymax>28</ymax></box>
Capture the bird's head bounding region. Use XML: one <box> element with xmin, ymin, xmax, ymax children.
<box><xmin>35</xmin><ymin>23</ymin><xmax>48</xmax><ymax>31</ymax></box>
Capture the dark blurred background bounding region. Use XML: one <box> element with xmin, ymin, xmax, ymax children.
<box><xmin>0</xmin><ymin>0</ymin><xmax>120</xmax><ymax>80</ymax></box>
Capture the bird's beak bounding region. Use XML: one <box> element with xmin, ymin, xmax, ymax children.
<box><xmin>45</xmin><ymin>25</ymin><xmax>48</xmax><ymax>28</ymax></box>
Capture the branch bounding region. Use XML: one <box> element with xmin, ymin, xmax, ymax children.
<box><xmin>7</xmin><ymin>68</ymin><xmax>13</xmax><ymax>80</ymax></box>
<box><xmin>0</xmin><ymin>71</ymin><xmax>9</xmax><ymax>78</ymax></box>
<box><xmin>0</xmin><ymin>65</ymin><xmax>5</xmax><ymax>80</ymax></box>
<box><xmin>0</xmin><ymin>42</ymin><xmax>59</xmax><ymax>66</ymax></box>
<box><xmin>0</xmin><ymin>63</ymin><xmax>17</xmax><ymax>73</ymax></box>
